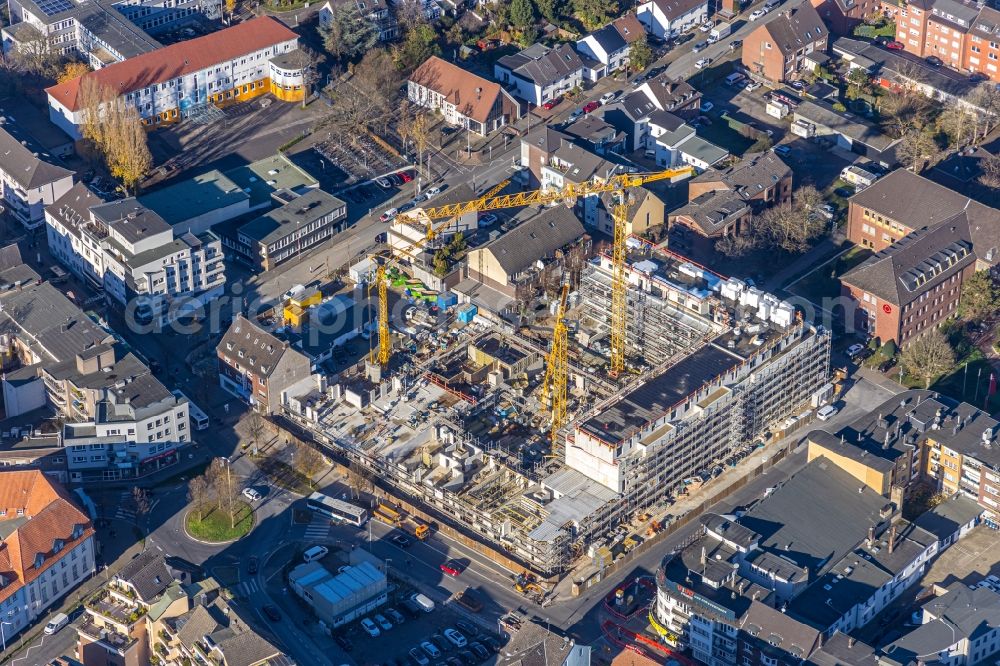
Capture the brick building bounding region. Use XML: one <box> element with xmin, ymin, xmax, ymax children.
<box><xmin>742</xmin><ymin>4</ymin><xmax>829</xmax><ymax>82</ymax></box>
<box><xmin>846</xmin><ymin>169</ymin><xmax>1000</xmax><ymax>253</ymax></box>
<box><xmin>840</xmin><ymin>220</ymin><xmax>977</xmax><ymax>344</ymax></box>
<box><xmin>880</xmin><ymin>0</ymin><xmax>1000</xmax><ymax>83</ymax></box>
<box><xmin>687</xmin><ymin>151</ymin><xmax>793</xmax><ymax>210</ymax></box>
<box><xmin>217</xmin><ymin>314</ymin><xmax>313</xmax><ymax>414</ymax></box>
<box><xmin>811</xmin><ymin>0</ymin><xmax>879</xmax><ymax>34</ymax></box>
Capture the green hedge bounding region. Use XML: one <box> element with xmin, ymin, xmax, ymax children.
<box><xmin>854</xmin><ymin>22</ymin><xmax>896</xmax><ymax>39</ymax></box>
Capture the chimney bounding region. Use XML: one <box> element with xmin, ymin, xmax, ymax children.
<box><xmin>848</xmin><ymin>637</ymin><xmax>857</xmax><ymax>648</ymax></box>
<box><xmin>867</xmin><ymin>524</ymin><xmax>875</xmax><ymax>547</ymax></box>
<box><xmin>889</xmin><ymin>524</ymin><xmax>897</xmax><ymax>553</ymax></box>
<box><xmin>883</xmin><ymin>430</ymin><xmax>891</xmax><ymax>450</ymax></box>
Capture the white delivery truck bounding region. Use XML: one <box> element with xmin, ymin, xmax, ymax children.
<box><xmin>709</xmin><ymin>22</ymin><xmax>732</xmax><ymax>42</ymax></box>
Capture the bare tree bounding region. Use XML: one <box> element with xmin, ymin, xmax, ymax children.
<box><xmin>896</xmin><ymin>127</ymin><xmax>938</xmax><ymax>172</ymax></box>
<box><xmin>187</xmin><ymin>476</ymin><xmax>211</xmax><ymax>521</ymax></box>
<box><xmin>131</xmin><ymin>486</ymin><xmax>151</xmax><ymax>528</ymax></box>
<box><xmin>901</xmin><ymin>328</ymin><xmax>955</xmax><ymax>388</ymax></box>
<box><xmin>967</xmin><ymin>82</ymin><xmax>1000</xmax><ymax>140</ymax></box>
<box><xmin>320</xmin><ymin>49</ymin><xmax>399</xmax><ymax>142</ymax></box>
<box><xmin>979</xmin><ymin>154</ymin><xmax>1000</xmax><ymax>189</ymax></box>
<box><xmin>9</xmin><ymin>27</ymin><xmax>60</xmax><ymax>76</ymax></box>
<box><xmin>295</xmin><ymin>439</ymin><xmax>325</xmax><ymax>489</ymax></box>
<box><xmin>755</xmin><ymin>187</ymin><xmax>827</xmax><ymax>253</ymax></box>
<box><xmin>246</xmin><ymin>411</ymin><xmax>266</xmax><ymax>455</ymax></box>
<box><xmin>209</xmin><ymin>457</ymin><xmax>240</xmax><ymax>528</ymax></box>
<box><xmin>346</xmin><ymin>460</ymin><xmax>372</xmax><ymax>499</ymax></box>
<box><xmin>938</xmin><ymin>102</ymin><xmax>977</xmax><ymax>147</ymax></box>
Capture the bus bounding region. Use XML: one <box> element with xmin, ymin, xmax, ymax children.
<box><xmin>172</xmin><ymin>390</ymin><xmax>209</xmax><ymax>430</ymax></box>
<box><xmin>306</xmin><ymin>492</ymin><xmax>368</xmax><ymax>527</ymax></box>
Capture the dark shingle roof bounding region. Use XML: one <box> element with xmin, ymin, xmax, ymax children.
<box><xmin>0</xmin><ymin>126</ymin><xmax>72</xmax><ymax>189</ymax></box>
<box><xmin>116</xmin><ymin>549</ymin><xmax>172</xmax><ymax>603</ymax></box>
<box><xmin>497</xmin><ymin>43</ymin><xmax>584</xmax><ymax>87</ymax></box>
<box><xmin>483</xmin><ymin>206</ymin><xmax>585</xmax><ymax>276</ymax></box>
<box><xmin>740</xmin><ymin>601</ymin><xmax>821</xmax><ymax>659</ymax></box>
<box><xmin>588</xmin><ymin>23</ymin><xmax>628</xmax><ymax>54</ymax></box>
<box><xmin>840</xmin><ymin>217</ymin><xmax>976</xmax><ymax>306</ymax></box>
<box><xmin>670</xmin><ymin>189</ymin><xmax>750</xmax><ymax>235</ymax></box>
<box><xmin>218</xmin><ymin>314</ymin><xmax>292</xmax><ymax>379</ymax></box>
<box><xmin>760</xmin><ymin>3</ymin><xmax>828</xmax><ymax>54</ymax></box>
<box><xmin>692</xmin><ymin>151</ymin><xmax>791</xmax><ymax>200</ymax></box>
<box><xmin>237</xmin><ymin>189</ymin><xmax>345</xmax><ymax>246</ymax></box>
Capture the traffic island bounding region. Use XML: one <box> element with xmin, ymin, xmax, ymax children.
<box><xmin>184</xmin><ymin>502</ymin><xmax>255</xmax><ymax>543</ymax></box>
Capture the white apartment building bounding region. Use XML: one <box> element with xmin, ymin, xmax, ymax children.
<box><xmin>44</xmin><ymin>16</ymin><xmax>303</xmax><ymax>139</ymax></box>
<box><xmin>62</xmin><ymin>378</ymin><xmax>191</xmax><ymax>482</ymax></box>
<box><xmin>637</xmin><ymin>0</ymin><xmax>709</xmax><ymax>39</ymax></box>
<box><xmin>0</xmin><ymin>125</ymin><xmax>74</xmax><ymax>229</ymax></box>
<box><xmin>45</xmin><ymin>186</ymin><xmax>226</xmax><ymax>326</ymax></box>
<box><xmin>0</xmin><ymin>471</ymin><xmax>96</xmax><ymax>644</ymax></box>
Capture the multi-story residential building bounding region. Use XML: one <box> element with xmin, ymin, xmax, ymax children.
<box><xmin>217</xmin><ymin>314</ymin><xmax>314</xmax><ymax>414</ymax></box>
<box><xmin>649</xmin><ymin>111</ymin><xmax>730</xmax><ymax>171</ymax></box>
<box><xmin>494</xmin><ymin>43</ymin><xmax>585</xmax><ymax>106</ymax></box>
<box><xmin>46</xmin><ymin>187</ymin><xmax>227</xmax><ymax>326</ymax></box>
<box><xmin>229</xmin><ymin>189</ymin><xmax>347</xmax><ymax>272</ymax></box>
<box><xmin>635</xmin><ymin>73</ymin><xmax>703</xmax><ymax>116</ymax></box>
<box><xmin>880</xmin><ymin>0</ymin><xmax>1000</xmax><ymax>83</ymax></box>
<box><xmin>840</xmin><ymin>221</ymin><xmax>977</xmax><ymax>345</ymax></box>
<box><xmin>668</xmin><ymin>188</ymin><xmax>752</xmax><ymax>256</ymax></box>
<box><xmin>62</xmin><ymin>377</ymin><xmax>191</xmax><ymax>483</ymax></box>
<box><xmin>318</xmin><ymin>0</ymin><xmax>397</xmax><ymax>42</ymax></box>
<box><xmin>811</xmin><ymin>0</ymin><xmax>880</xmax><ymax>34</ymax></box>
<box><xmin>576</xmin><ymin>14</ymin><xmax>646</xmax><ymax>80</ymax></box>
<box><xmin>0</xmin><ymin>470</ymin><xmax>96</xmax><ymax>645</ymax></box>
<box><xmin>742</xmin><ymin>4</ymin><xmax>829</xmax><ymax>82</ymax></box>
<box><xmin>881</xmin><ymin>583</ymin><xmax>1000</xmax><ymax>666</ymax></box>
<box><xmin>44</xmin><ymin>17</ymin><xmax>303</xmax><ymax>139</ymax></box>
<box><xmin>0</xmin><ymin>126</ymin><xmax>73</xmax><ymax>229</ymax></box>
<box><xmin>461</xmin><ymin>206</ymin><xmax>589</xmax><ymax>317</ymax></box>
<box><xmin>77</xmin><ymin>550</ymin><xmax>293</xmax><ymax>666</ymax></box>
<box><xmin>688</xmin><ymin>151</ymin><xmax>793</xmax><ymax>210</ymax></box>
<box><xmin>407</xmin><ymin>56</ymin><xmax>521</xmax><ymax>135</ymax></box>
<box><xmin>637</xmin><ymin>0</ymin><xmax>710</xmax><ymax>39</ymax></box>
<box><xmin>846</xmin><ymin>168</ymin><xmax>1000</xmax><ymax>254</ymax></box>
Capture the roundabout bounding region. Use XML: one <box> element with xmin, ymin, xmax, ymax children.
<box><xmin>184</xmin><ymin>501</ymin><xmax>255</xmax><ymax>543</ymax></box>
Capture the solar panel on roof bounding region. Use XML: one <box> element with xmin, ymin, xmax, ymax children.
<box><xmin>36</xmin><ymin>0</ymin><xmax>73</xmax><ymax>16</ymax></box>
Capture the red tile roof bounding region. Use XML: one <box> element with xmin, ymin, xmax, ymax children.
<box><xmin>409</xmin><ymin>56</ymin><xmax>505</xmax><ymax>124</ymax></box>
<box><xmin>46</xmin><ymin>16</ymin><xmax>299</xmax><ymax>112</ymax></box>
<box><xmin>0</xmin><ymin>471</ymin><xmax>94</xmax><ymax>605</ymax></box>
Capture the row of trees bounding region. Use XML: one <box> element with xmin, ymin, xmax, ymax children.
<box><xmin>187</xmin><ymin>457</ymin><xmax>243</xmax><ymax>528</ymax></box>
<box><xmin>79</xmin><ymin>79</ymin><xmax>153</xmax><ymax>193</ymax></box>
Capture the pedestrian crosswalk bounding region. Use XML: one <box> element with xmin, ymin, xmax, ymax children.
<box><xmin>304</xmin><ymin>515</ymin><xmax>331</xmax><ymax>540</ymax></box>
<box><xmin>113</xmin><ymin>490</ymin><xmax>159</xmax><ymax>522</ymax></box>
<box><xmin>234</xmin><ymin>579</ymin><xmax>261</xmax><ymax>597</ymax></box>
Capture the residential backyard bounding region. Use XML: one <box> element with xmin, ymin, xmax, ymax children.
<box><xmin>787</xmin><ymin>245</ymin><xmax>872</xmax><ymax>303</ymax></box>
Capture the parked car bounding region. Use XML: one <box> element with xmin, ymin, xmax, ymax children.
<box><xmin>878</xmin><ymin>357</ymin><xmax>898</xmax><ymax>373</ymax></box>
<box><xmin>692</xmin><ymin>40</ymin><xmax>708</xmax><ymax>53</ymax></box>
<box><xmin>444</xmin><ymin>628</ymin><xmax>468</xmax><ymax>648</ymax></box>
<box><xmin>749</xmin><ymin>8</ymin><xmax>767</xmax><ymax>19</ymax></box>
<box><xmin>599</xmin><ymin>91</ymin><xmax>618</xmax><ymax>104</ymax></box>
<box><xmin>399</xmin><ymin>171</ymin><xmax>413</xmax><ymax>182</ymax></box>
<box><xmin>387</xmin><ymin>173</ymin><xmax>404</xmax><ymax>186</ymax></box>
<box><xmin>335</xmin><ymin>635</ymin><xmax>354</xmax><ymax>651</ymax></box>
<box><xmin>745</xmin><ymin>80</ymin><xmax>762</xmax><ymax>92</ymax></box>
<box><xmin>816</xmin><ymin>404</ymin><xmax>839</xmax><ymax>421</ymax></box>
<box><xmin>361</xmin><ymin>618</ymin><xmax>381</xmax><ymax>637</ymax></box>
<box><xmin>409</xmin><ymin>647</ymin><xmax>430</xmax><ymax>665</ymax></box>
<box><xmin>421</xmin><ymin>641</ymin><xmax>442</xmax><ymax>659</ymax></box>
<box><xmin>695</xmin><ymin>58</ymin><xmax>712</xmax><ymax>69</ymax></box>
<box><xmin>376</xmin><ymin>177</ymin><xmax>392</xmax><ymax>188</ymax></box>
<box><xmin>302</xmin><ymin>545</ymin><xmax>328</xmax><ymax>563</ymax></box>
<box><xmin>392</xmin><ymin>534</ymin><xmax>413</xmax><ymax>548</ymax></box>
<box><xmin>380</xmin><ymin>208</ymin><xmax>398</xmax><ymax>222</ymax></box>
<box><xmin>699</xmin><ymin>101</ymin><xmax>714</xmax><ymax>112</ymax></box>
<box><xmin>425</xmin><ymin>185</ymin><xmax>443</xmax><ymax>198</ymax></box>
<box><xmin>674</xmin><ymin>32</ymin><xmax>694</xmax><ymax>45</ymax></box>
<box><xmin>470</xmin><ymin>643</ymin><xmax>490</xmax><ymax>660</ymax></box>
<box><xmin>542</xmin><ymin>96</ymin><xmax>562</xmax><ymax>110</ymax></box>
<box><xmin>925</xmin><ymin>55</ymin><xmax>943</xmax><ymax>66</ymax></box>
<box><xmin>440</xmin><ymin>126</ymin><xmax>457</xmax><ymax>136</ymax></box>
<box><xmin>885</xmin><ymin>40</ymin><xmax>904</xmax><ymax>50</ymax></box>
<box><xmin>774</xmin><ymin>145</ymin><xmax>791</xmax><ymax>156</ymax></box>
<box><xmin>479</xmin><ymin>213</ymin><xmax>498</xmax><ymax>226</ymax></box>
<box><xmin>386</xmin><ymin>608</ymin><xmax>406</xmax><ymax>625</ymax></box>
<box><xmin>790</xmin><ymin>80</ymin><xmax>805</xmax><ymax>90</ymax></box>
<box><xmin>375</xmin><ymin>614</ymin><xmax>393</xmax><ymax>631</ymax></box>
<box><xmin>567</xmin><ymin>108</ymin><xmax>584</xmax><ymax>122</ymax></box>
<box><xmin>262</xmin><ymin>605</ymin><xmax>282</xmax><ymax>622</ymax></box>
<box><xmin>483</xmin><ymin>636</ymin><xmax>502</xmax><ymax>652</ymax></box>
<box><xmin>970</xmin><ymin>71</ymin><xmax>989</xmax><ymax>82</ymax></box>
<box><xmin>430</xmin><ymin>634</ymin><xmax>450</xmax><ymax>652</ymax></box>
<box><xmin>847</xmin><ymin>343</ymin><xmax>865</xmax><ymax>358</ymax></box>
<box><xmin>456</xmin><ymin>620</ymin><xmax>480</xmax><ymax>637</ymax></box>
<box><xmin>248</xmin><ymin>556</ymin><xmax>258</xmax><ymax>574</ymax></box>
<box><xmin>729</xmin><ymin>39</ymin><xmax>742</xmax><ymax>50</ymax></box>
<box><xmin>583</xmin><ymin>101</ymin><xmax>601</xmax><ymax>113</ymax></box>
<box><xmin>242</xmin><ymin>487</ymin><xmax>262</xmax><ymax>502</ymax></box>
<box><xmin>440</xmin><ymin>559</ymin><xmax>465</xmax><ymax>576</ymax></box>
<box><xmin>699</xmin><ymin>20</ymin><xmax>714</xmax><ymax>31</ymax></box>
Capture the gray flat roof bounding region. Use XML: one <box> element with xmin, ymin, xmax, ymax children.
<box><xmin>138</xmin><ymin>170</ymin><xmax>248</xmax><ymax>227</ymax></box>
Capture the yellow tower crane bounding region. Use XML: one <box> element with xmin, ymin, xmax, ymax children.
<box><xmin>372</xmin><ymin>166</ymin><xmax>693</xmax><ymax>368</ymax></box>
<box><xmin>542</xmin><ymin>282</ymin><xmax>570</xmax><ymax>444</ymax></box>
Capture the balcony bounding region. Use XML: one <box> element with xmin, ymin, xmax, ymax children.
<box><xmin>77</xmin><ymin>616</ymin><xmax>137</xmax><ymax>654</ymax></box>
<box><xmin>85</xmin><ymin>590</ymin><xmax>145</xmax><ymax>628</ymax></box>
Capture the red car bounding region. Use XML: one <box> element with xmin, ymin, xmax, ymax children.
<box><xmin>583</xmin><ymin>101</ymin><xmax>601</xmax><ymax>114</ymax></box>
<box><xmin>439</xmin><ymin>559</ymin><xmax>464</xmax><ymax>576</ymax></box>
<box><xmin>399</xmin><ymin>171</ymin><xmax>413</xmax><ymax>183</ymax></box>
<box><xmin>885</xmin><ymin>40</ymin><xmax>904</xmax><ymax>50</ymax></box>
<box><xmin>542</xmin><ymin>96</ymin><xmax>562</xmax><ymax>110</ymax></box>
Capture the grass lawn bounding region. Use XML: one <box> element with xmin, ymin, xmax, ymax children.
<box><xmin>788</xmin><ymin>245</ymin><xmax>872</xmax><ymax>302</ymax></box>
<box><xmin>898</xmin><ymin>348</ymin><xmax>1000</xmax><ymax>412</ymax></box>
<box><xmin>258</xmin><ymin>456</ymin><xmax>314</xmax><ymax>495</ymax></box>
<box><xmin>697</xmin><ymin>119</ymin><xmax>754</xmax><ymax>155</ymax></box>
<box><xmin>186</xmin><ymin>502</ymin><xmax>254</xmax><ymax>542</ymax></box>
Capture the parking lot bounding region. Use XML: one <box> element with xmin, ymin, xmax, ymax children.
<box><xmin>314</xmin><ymin>132</ymin><xmax>409</xmax><ymax>182</ymax></box>
<box><xmin>264</xmin><ymin>541</ymin><xmax>506</xmax><ymax>666</ymax></box>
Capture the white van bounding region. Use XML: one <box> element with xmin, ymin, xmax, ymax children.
<box><xmin>725</xmin><ymin>72</ymin><xmax>745</xmax><ymax>86</ymax></box>
<box><xmin>44</xmin><ymin>613</ymin><xmax>69</xmax><ymax>635</ymax></box>
<box><xmin>302</xmin><ymin>545</ymin><xmax>329</xmax><ymax>563</ymax></box>
<box><xmin>817</xmin><ymin>404</ymin><xmax>839</xmax><ymax>421</ymax></box>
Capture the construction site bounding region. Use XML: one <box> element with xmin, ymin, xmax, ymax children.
<box><xmin>279</xmin><ymin>171</ymin><xmax>833</xmax><ymax>579</ymax></box>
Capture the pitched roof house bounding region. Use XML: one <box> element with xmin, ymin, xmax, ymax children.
<box><xmin>742</xmin><ymin>4</ymin><xmax>829</xmax><ymax>82</ymax></box>
<box><xmin>576</xmin><ymin>13</ymin><xmax>646</xmax><ymax>80</ymax></box>
<box><xmin>408</xmin><ymin>56</ymin><xmax>520</xmax><ymax>135</ymax></box>
<box><xmin>494</xmin><ymin>43</ymin><xmax>584</xmax><ymax>105</ymax></box>
<box><xmin>637</xmin><ymin>0</ymin><xmax>709</xmax><ymax>38</ymax></box>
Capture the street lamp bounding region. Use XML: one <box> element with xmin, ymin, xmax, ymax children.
<box><xmin>1</xmin><ymin>610</ymin><xmax>16</xmax><ymax>652</ymax></box>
